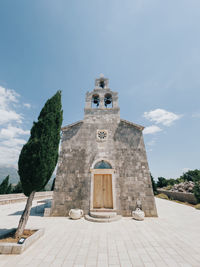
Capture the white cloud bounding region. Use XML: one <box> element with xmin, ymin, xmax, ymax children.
<box><xmin>0</xmin><ymin>125</ymin><xmax>29</xmax><ymax>165</ymax></box>
<box><xmin>0</xmin><ymin>86</ymin><xmax>22</xmax><ymax>125</ymax></box>
<box><xmin>143</xmin><ymin>125</ymin><xmax>162</xmax><ymax>135</ymax></box>
<box><xmin>0</xmin><ymin>109</ymin><xmax>22</xmax><ymax>125</ymax></box>
<box><xmin>0</xmin><ymin>125</ymin><xmax>29</xmax><ymax>139</ymax></box>
<box><xmin>147</xmin><ymin>138</ymin><xmax>156</xmax><ymax>146</ymax></box>
<box><xmin>144</xmin><ymin>108</ymin><xmax>182</xmax><ymax>126</ymax></box>
<box><xmin>0</xmin><ymin>85</ymin><xmax>30</xmax><ymax>166</ymax></box>
<box><xmin>0</xmin><ymin>86</ymin><xmax>19</xmax><ymax>108</ymax></box>
<box><xmin>0</xmin><ymin>145</ymin><xmax>22</xmax><ymax>166</ymax></box>
<box><xmin>23</xmin><ymin>103</ymin><xmax>31</xmax><ymax>108</ymax></box>
<box><xmin>0</xmin><ymin>126</ymin><xmax>29</xmax><ymax>165</ymax></box>
<box><xmin>1</xmin><ymin>138</ymin><xmax>26</xmax><ymax>147</ymax></box>
<box><xmin>192</xmin><ymin>112</ymin><xmax>200</xmax><ymax>118</ymax></box>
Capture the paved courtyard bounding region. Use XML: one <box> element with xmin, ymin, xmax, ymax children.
<box><xmin>0</xmin><ymin>198</ymin><xmax>200</xmax><ymax>267</ymax></box>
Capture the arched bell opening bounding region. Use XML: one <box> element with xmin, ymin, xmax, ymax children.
<box><xmin>91</xmin><ymin>94</ymin><xmax>100</xmax><ymax>108</ymax></box>
<box><xmin>104</xmin><ymin>93</ymin><xmax>112</xmax><ymax>108</ymax></box>
<box><xmin>99</xmin><ymin>80</ymin><xmax>105</xmax><ymax>88</ymax></box>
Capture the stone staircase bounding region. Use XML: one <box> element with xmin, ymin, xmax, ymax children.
<box><xmin>85</xmin><ymin>210</ymin><xmax>122</xmax><ymax>223</ymax></box>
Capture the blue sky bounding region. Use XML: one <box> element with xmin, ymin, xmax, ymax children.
<box><xmin>0</xmin><ymin>0</ymin><xmax>200</xmax><ymax>179</ymax></box>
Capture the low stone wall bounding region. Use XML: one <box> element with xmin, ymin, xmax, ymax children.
<box><xmin>0</xmin><ymin>191</ymin><xmax>53</xmax><ymax>205</ymax></box>
<box><xmin>157</xmin><ymin>189</ymin><xmax>197</xmax><ymax>205</ymax></box>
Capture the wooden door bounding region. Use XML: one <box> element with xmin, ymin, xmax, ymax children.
<box><xmin>93</xmin><ymin>174</ymin><xmax>113</xmax><ymax>208</ymax></box>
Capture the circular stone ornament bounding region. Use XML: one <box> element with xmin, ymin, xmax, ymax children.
<box><xmin>97</xmin><ymin>130</ymin><xmax>108</xmax><ymax>141</ymax></box>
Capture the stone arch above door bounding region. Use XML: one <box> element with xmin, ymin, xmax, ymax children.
<box><xmin>91</xmin><ymin>158</ymin><xmax>114</xmax><ymax>170</ymax></box>
<box><xmin>94</xmin><ymin>160</ymin><xmax>112</xmax><ymax>169</ymax></box>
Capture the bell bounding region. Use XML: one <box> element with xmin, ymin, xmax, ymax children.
<box><xmin>105</xmin><ymin>99</ymin><xmax>111</xmax><ymax>105</ymax></box>
<box><xmin>100</xmin><ymin>81</ymin><xmax>105</xmax><ymax>88</ymax></box>
<box><xmin>93</xmin><ymin>99</ymin><xmax>99</xmax><ymax>104</ymax></box>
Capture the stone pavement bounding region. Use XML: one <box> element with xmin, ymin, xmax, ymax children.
<box><xmin>0</xmin><ymin>198</ymin><xmax>200</xmax><ymax>267</ymax></box>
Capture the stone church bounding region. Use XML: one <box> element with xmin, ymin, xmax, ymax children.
<box><xmin>51</xmin><ymin>75</ymin><xmax>157</xmax><ymax>220</ymax></box>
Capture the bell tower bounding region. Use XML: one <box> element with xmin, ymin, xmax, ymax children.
<box><xmin>84</xmin><ymin>74</ymin><xmax>120</xmax><ymax>121</ymax></box>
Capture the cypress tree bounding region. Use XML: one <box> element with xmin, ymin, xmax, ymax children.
<box><xmin>0</xmin><ymin>175</ymin><xmax>10</xmax><ymax>194</ymax></box>
<box><xmin>150</xmin><ymin>174</ymin><xmax>157</xmax><ymax>195</ymax></box>
<box><xmin>15</xmin><ymin>91</ymin><xmax>63</xmax><ymax>238</ymax></box>
<box><xmin>0</xmin><ymin>175</ymin><xmax>9</xmax><ymax>194</ymax></box>
<box><xmin>6</xmin><ymin>183</ymin><xmax>12</xmax><ymax>194</ymax></box>
<box><xmin>12</xmin><ymin>181</ymin><xmax>23</xmax><ymax>193</ymax></box>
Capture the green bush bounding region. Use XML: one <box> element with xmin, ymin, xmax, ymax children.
<box><xmin>12</xmin><ymin>181</ymin><xmax>23</xmax><ymax>193</ymax></box>
<box><xmin>156</xmin><ymin>193</ymin><xmax>169</xmax><ymax>200</ymax></box>
<box><xmin>151</xmin><ymin>174</ymin><xmax>157</xmax><ymax>195</ymax></box>
<box><xmin>157</xmin><ymin>177</ymin><xmax>168</xmax><ymax>188</ymax></box>
<box><xmin>195</xmin><ymin>204</ymin><xmax>200</xmax><ymax>210</ymax></box>
<box><xmin>193</xmin><ymin>182</ymin><xmax>200</xmax><ymax>203</ymax></box>
<box><xmin>180</xmin><ymin>169</ymin><xmax>200</xmax><ymax>182</ymax></box>
<box><xmin>0</xmin><ymin>175</ymin><xmax>12</xmax><ymax>194</ymax></box>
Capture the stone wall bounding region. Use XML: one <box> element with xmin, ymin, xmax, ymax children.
<box><xmin>114</xmin><ymin>120</ymin><xmax>157</xmax><ymax>217</ymax></box>
<box><xmin>51</xmin><ymin>117</ymin><xmax>157</xmax><ymax>217</ymax></box>
<box><xmin>157</xmin><ymin>189</ymin><xmax>197</xmax><ymax>205</ymax></box>
<box><xmin>0</xmin><ymin>191</ymin><xmax>53</xmax><ymax>205</ymax></box>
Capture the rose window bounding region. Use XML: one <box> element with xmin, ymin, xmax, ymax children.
<box><xmin>97</xmin><ymin>130</ymin><xmax>108</xmax><ymax>141</ymax></box>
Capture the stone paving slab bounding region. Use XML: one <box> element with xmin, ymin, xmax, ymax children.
<box><xmin>0</xmin><ymin>198</ymin><xmax>200</xmax><ymax>266</ymax></box>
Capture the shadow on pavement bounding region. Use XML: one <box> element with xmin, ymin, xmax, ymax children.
<box><xmin>8</xmin><ymin>205</ymin><xmax>45</xmax><ymax>217</ymax></box>
<box><xmin>0</xmin><ymin>228</ymin><xmax>16</xmax><ymax>237</ymax></box>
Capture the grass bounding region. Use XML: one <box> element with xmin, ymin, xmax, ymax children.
<box><xmin>195</xmin><ymin>204</ymin><xmax>200</xmax><ymax>210</ymax></box>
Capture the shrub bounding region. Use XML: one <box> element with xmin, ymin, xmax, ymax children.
<box><xmin>193</xmin><ymin>182</ymin><xmax>200</xmax><ymax>203</ymax></box>
<box><xmin>157</xmin><ymin>177</ymin><xmax>168</xmax><ymax>188</ymax></box>
<box><xmin>156</xmin><ymin>193</ymin><xmax>169</xmax><ymax>200</ymax></box>
<box><xmin>0</xmin><ymin>175</ymin><xmax>11</xmax><ymax>194</ymax></box>
<box><xmin>151</xmin><ymin>174</ymin><xmax>157</xmax><ymax>195</ymax></box>
<box><xmin>195</xmin><ymin>204</ymin><xmax>200</xmax><ymax>210</ymax></box>
<box><xmin>180</xmin><ymin>169</ymin><xmax>200</xmax><ymax>182</ymax></box>
<box><xmin>12</xmin><ymin>181</ymin><xmax>23</xmax><ymax>193</ymax></box>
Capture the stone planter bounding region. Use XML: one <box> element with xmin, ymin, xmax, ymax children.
<box><xmin>132</xmin><ymin>208</ymin><xmax>145</xmax><ymax>221</ymax></box>
<box><xmin>69</xmin><ymin>209</ymin><xmax>83</xmax><ymax>219</ymax></box>
<box><xmin>0</xmin><ymin>228</ymin><xmax>44</xmax><ymax>254</ymax></box>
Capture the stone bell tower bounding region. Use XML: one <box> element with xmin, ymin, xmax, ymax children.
<box><xmin>84</xmin><ymin>74</ymin><xmax>120</xmax><ymax>123</ymax></box>
<box><xmin>50</xmin><ymin>75</ymin><xmax>157</xmax><ymax>219</ymax></box>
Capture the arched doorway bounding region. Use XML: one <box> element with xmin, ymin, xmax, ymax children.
<box><xmin>91</xmin><ymin>160</ymin><xmax>114</xmax><ymax>210</ymax></box>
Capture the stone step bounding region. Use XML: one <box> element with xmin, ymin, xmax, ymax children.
<box><xmin>90</xmin><ymin>211</ymin><xmax>117</xmax><ymax>218</ymax></box>
<box><xmin>85</xmin><ymin>214</ymin><xmax>122</xmax><ymax>223</ymax></box>
<box><xmin>90</xmin><ymin>209</ymin><xmax>117</xmax><ymax>212</ymax></box>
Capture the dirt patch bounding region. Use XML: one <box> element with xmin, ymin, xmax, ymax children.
<box><xmin>0</xmin><ymin>229</ymin><xmax>36</xmax><ymax>243</ymax></box>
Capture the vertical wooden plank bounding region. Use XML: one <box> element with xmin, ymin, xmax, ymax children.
<box><xmin>93</xmin><ymin>174</ymin><xmax>103</xmax><ymax>208</ymax></box>
<box><xmin>103</xmin><ymin>174</ymin><xmax>113</xmax><ymax>208</ymax></box>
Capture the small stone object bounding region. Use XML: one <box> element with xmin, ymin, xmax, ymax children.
<box><xmin>132</xmin><ymin>208</ymin><xmax>145</xmax><ymax>221</ymax></box>
<box><xmin>69</xmin><ymin>209</ymin><xmax>83</xmax><ymax>220</ymax></box>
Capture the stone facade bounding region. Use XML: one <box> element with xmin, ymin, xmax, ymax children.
<box><xmin>51</xmin><ymin>75</ymin><xmax>157</xmax><ymax>217</ymax></box>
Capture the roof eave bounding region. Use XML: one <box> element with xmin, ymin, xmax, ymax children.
<box><xmin>61</xmin><ymin>120</ymin><xmax>83</xmax><ymax>131</ymax></box>
<box><xmin>120</xmin><ymin>119</ymin><xmax>145</xmax><ymax>131</ymax></box>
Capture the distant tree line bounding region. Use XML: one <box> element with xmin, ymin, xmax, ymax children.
<box><xmin>151</xmin><ymin>169</ymin><xmax>200</xmax><ymax>202</ymax></box>
<box><xmin>0</xmin><ymin>175</ymin><xmax>55</xmax><ymax>194</ymax></box>
<box><xmin>0</xmin><ymin>175</ymin><xmax>22</xmax><ymax>194</ymax></box>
